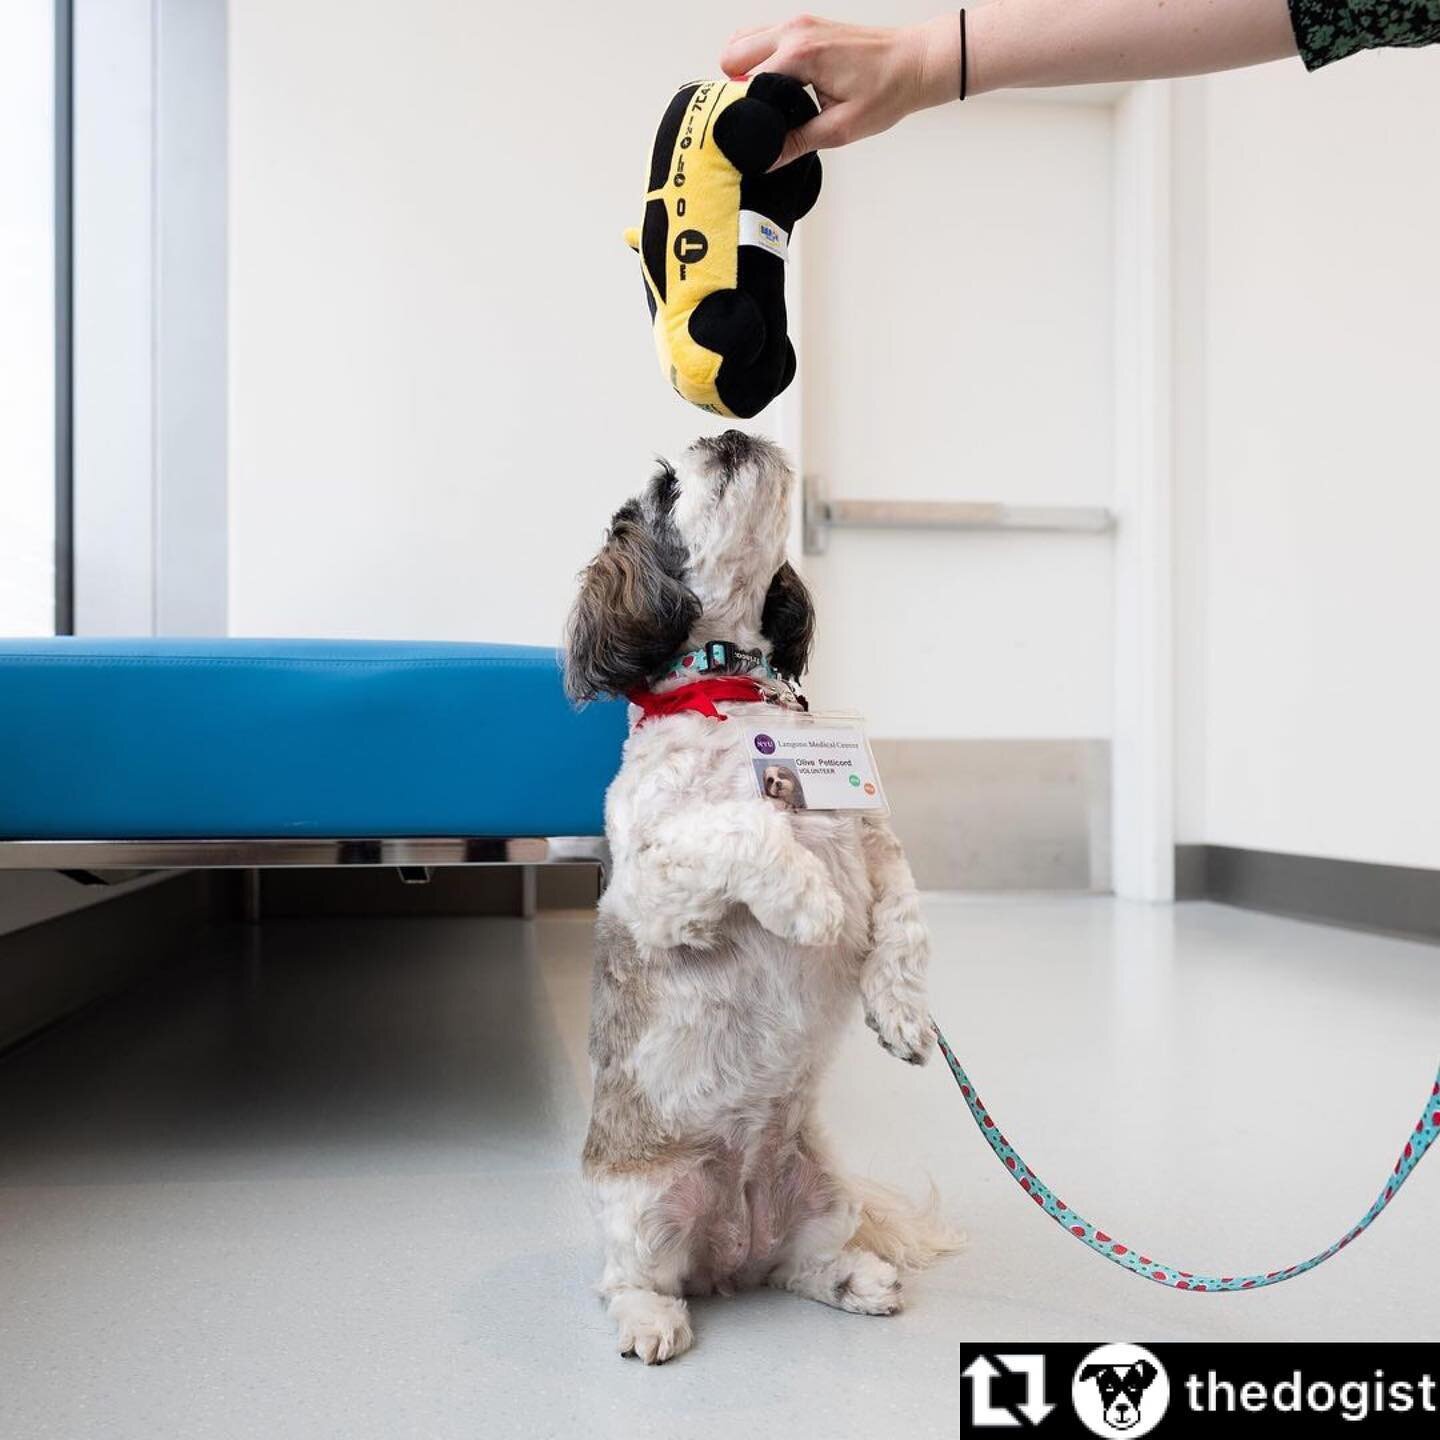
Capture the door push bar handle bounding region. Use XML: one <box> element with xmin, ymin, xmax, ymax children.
<box><xmin>801</xmin><ymin>474</ymin><xmax>1116</xmax><ymax>555</ymax></box>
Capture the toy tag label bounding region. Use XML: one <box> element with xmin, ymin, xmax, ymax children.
<box><xmin>744</xmin><ymin>721</ymin><xmax>887</xmax><ymax>813</ymax></box>
<box><xmin>739</xmin><ymin>210</ymin><xmax>789</xmax><ymax>262</ymax></box>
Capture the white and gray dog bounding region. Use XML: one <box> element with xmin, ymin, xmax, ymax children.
<box><xmin>564</xmin><ymin>430</ymin><xmax>956</xmax><ymax>1364</ymax></box>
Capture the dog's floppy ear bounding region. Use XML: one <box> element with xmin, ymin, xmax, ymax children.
<box><xmin>564</xmin><ymin>496</ymin><xmax>699</xmax><ymax>703</ymax></box>
<box><xmin>1131</xmin><ymin>1362</ymin><xmax>1158</xmax><ymax>1392</ymax></box>
<box><xmin>1079</xmin><ymin>1366</ymin><xmax>1104</xmax><ymax>1383</ymax></box>
<box><xmin>760</xmin><ymin>561</ymin><xmax>814</xmax><ymax>681</ymax></box>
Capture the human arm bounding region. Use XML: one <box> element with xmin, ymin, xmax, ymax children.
<box><xmin>721</xmin><ymin>1</ymin><xmax>1438</xmax><ymax>165</ymax></box>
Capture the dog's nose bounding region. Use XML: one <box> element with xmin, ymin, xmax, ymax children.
<box><xmin>706</xmin><ymin>428</ymin><xmax>754</xmax><ymax>464</ymax></box>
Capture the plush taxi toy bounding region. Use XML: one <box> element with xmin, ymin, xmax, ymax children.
<box><xmin>625</xmin><ymin>76</ymin><xmax>822</xmax><ymax>418</ymax></box>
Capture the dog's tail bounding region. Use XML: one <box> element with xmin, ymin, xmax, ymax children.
<box><xmin>846</xmin><ymin>1176</ymin><xmax>966</xmax><ymax>1273</ymax></box>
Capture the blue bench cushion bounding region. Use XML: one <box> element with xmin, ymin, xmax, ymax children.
<box><xmin>0</xmin><ymin>638</ymin><xmax>627</xmax><ymax>840</ymax></box>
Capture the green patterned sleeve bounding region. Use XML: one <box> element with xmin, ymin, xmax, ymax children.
<box><xmin>1288</xmin><ymin>0</ymin><xmax>1440</xmax><ymax>70</ymax></box>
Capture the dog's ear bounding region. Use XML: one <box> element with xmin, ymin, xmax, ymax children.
<box><xmin>1131</xmin><ymin>1362</ymin><xmax>1157</xmax><ymax>1392</ymax></box>
<box><xmin>760</xmin><ymin>561</ymin><xmax>814</xmax><ymax>681</ymax></box>
<box><xmin>564</xmin><ymin>497</ymin><xmax>700</xmax><ymax>703</ymax></box>
<box><xmin>1079</xmin><ymin>1367</ymin><xmax>1103</xmax><ymax>1383</ymax></box>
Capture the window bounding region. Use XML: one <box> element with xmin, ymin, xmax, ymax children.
<box><xmin>0</xmin><ymin>0</ymin><xmax>66</xmax><ymax>637</ymax></box>
<box><xmin>0</xmin><ymin>1</ymin><xmax>227</xmax><ymax>639</ymax></box>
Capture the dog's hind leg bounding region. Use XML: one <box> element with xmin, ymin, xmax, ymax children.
<box><xmin>763</xmin><ymin>1146</ymin><xmax>903</xmax><ymax>1316</ymax></box>
<box><xmin>767</xmin><ymin>1192</ymin><xmax>903</xmax><ymax>1316</ymax></box>
<box><xmin>857</xmin><ymin>817</ymin><xmax>934</xmax><ymax>1065</ymax></box>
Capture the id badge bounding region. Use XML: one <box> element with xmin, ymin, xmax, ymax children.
<box><xmin>743</xmin><ymin>714</ymin><xmax>888</xmax><ymax>814</ymax></box>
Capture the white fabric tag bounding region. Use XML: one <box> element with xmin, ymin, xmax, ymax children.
<box><xmin>744</xmin><ymin>720</ymin><xmax>887</xmax><ymax>813</ymax></box>
<box><xmin>738</xmin><ymin>209</ymin><xmax>789</xmax><ymax>261</ymax></box>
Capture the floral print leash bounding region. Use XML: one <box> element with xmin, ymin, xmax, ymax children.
<box><xmin>932</xmin><ymin>1022</ymin><xmax>1439</xmax><ymax>1291</ymax></box>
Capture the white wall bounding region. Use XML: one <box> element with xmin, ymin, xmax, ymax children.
<box><xmin>230</xmin><ymin>1</ymin><xmax>1120</xmax><ymax>734</ymax></box>
<box><xmin>0</xmin><ymin>0</ymin><xmax>54</xmax><ymax>638</ymax></box>
<box><xmin>228</xmin><ymin>1</ymin><xmax>791</xmax><ymax>643</ymax></box>
<box><xmin>228</xmin><ymin>1</ymin><xmax>1126</xmax><ymax>897</ymax></box>
<box><xmin>231</xmin><ymin>4</ymin><xmax>1440</xmax><ymax>875</ymax></box>
<box><xmin>1175</xmin><ymin>49</ymin><xmax>1440</xmax><ymax>868</ymax></box>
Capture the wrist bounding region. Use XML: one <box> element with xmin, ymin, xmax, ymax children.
<box><xmin>912</xmin><ymin>14</ymin><xmax>964</xmax><ymax>109</ymax></box>
<box><xmin>963</xmin><ymin>1</ymin><xmax>1034</xmax><ymax>98</ymax></box>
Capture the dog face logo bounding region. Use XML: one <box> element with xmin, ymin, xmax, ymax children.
<box><xmin>1071</xmin><ymin>1345</ymin><xmax>1169</xmax><ymax>1438</ymax></box>
<box><xmin>1080</xmin><ymin>1362</ymin><xmax>1155</xmax><ymax>1430</ymax></box>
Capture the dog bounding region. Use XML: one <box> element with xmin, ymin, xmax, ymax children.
<box><xmin>762</xmin><ymin>763</ymin><xmax>805</xmax><ymax>808</ymax></box>
<box><xmin>563</xmin><ymin>430</ymin><xmax>956</xmax><ymax>1363</ymax></box>
<box><xmin>1078</xmin><ymin>1361</ymin><xmax>1159</xmax><ymax>1431</ymax></box>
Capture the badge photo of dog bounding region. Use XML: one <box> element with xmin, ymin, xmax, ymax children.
<box><xmin>760</xmin><ymin>761</ymin><xmax>806</xmax><ymax>809</ymax></box>
<box><xmin>564</xmin><ymin>430</ymin><xmax>960</xmax><ymax>1363</ymax></box>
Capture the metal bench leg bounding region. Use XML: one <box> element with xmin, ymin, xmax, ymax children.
<box><xmin>241</xmin><ymin>869</ymin><xmax>262</xmax><ymax>924</ymax></box>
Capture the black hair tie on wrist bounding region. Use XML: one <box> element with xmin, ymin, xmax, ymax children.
<box><xmin>958</xmin><ymin>9</ymin><xmax>969</xmax><ymax>101</ymax></box>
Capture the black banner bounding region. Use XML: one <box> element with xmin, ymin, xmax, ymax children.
<box><xmin>960</xmin><ymin>1343</ymin><xmax>1440</xmax><ymax>1436</ymax></box>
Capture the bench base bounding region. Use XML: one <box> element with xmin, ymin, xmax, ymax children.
<box><xmin>0</xmin><ymin>836</ymin><xmax>609</xmax><ymax>871</ymax></box>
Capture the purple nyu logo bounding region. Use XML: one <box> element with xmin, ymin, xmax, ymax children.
<box><xmin>753</xmin><ymin>733</ymin><xmax>776</xmax><ymax>755</ymax></box>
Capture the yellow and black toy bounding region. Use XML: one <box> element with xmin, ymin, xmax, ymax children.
<box><xmin>626</xmin><ymin>76</ymin><xmax>822</xmax><ymax>418</ymax></box>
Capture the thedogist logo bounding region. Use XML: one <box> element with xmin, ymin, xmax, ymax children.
<box><xmin>962</xmin><ymin>1341</ymin><xmax>1440</xmax><ymax>1434</ymax></box>
<box><xmin>1072</xmin><ymin>1345</ymin><xmax>1170</xmax><ymax>1437</ymax></box>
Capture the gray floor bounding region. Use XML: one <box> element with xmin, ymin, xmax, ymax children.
<box><xmin>1</xmin><ymin>898</ymin><xmax>1437</xmax><ymax>1439</ymax></box>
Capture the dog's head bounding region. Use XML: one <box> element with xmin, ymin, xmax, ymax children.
<box><xmin>564</xmin><ymin>431</ymin><xmax>814</xmax><ymax>702</ymax></box>
<box><xmin>1078</xmin><ymin>1362</ymin><xmax>1158</xmax><ymax>1431</ymax></box>
<box><xmin>763</xmin><ymin>765</ymin><xmax>799</xmax><ymax>804</ymax></box>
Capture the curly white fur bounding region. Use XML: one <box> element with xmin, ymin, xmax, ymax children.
<box><xmin>568</xmin><ymin>433</ymin><xmax>959</xmax><ymax>1364</ymax></box>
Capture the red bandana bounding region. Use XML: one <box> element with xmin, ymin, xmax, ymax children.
<box><xmin>627</xmin><ymin>676</ymin><xmax>769</xmax><ymax>726</ymax></box>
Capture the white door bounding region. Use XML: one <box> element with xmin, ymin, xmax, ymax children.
<box><xmin>793</xmin><ymin>93</ymin><xmax>1123</xmax><ymax>891</ymax></box>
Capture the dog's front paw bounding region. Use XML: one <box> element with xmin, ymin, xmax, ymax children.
<box><xmin>611</xmin><ymin>1291</ymin><xmax>693</xmax><ymax>1366</ymax></box>
<box><xmin>864</xmin><ymin>994</ymin><xmax>934</xmax><ymax>1066</ymax></box>
<box><xmin>752</xmin><ymin>853</ymin><xmax>845</xmax><ymax>947</ymax></box>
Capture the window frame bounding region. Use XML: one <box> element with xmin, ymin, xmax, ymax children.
<box><xmin>54</xmin><ymin>0</ymin><xmax>73</xmax><ymax>634</ymax></box>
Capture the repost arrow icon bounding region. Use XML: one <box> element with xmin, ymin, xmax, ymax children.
<box><xmin>962</xmin><ymin>1354</ymin><xmax>1021</xmax><ymax>1427</ymax></box>
<box><xmin>1003</xmin><ymin>1354</ymin><xmax>1056</xmax><ymax>1425</ymax></box>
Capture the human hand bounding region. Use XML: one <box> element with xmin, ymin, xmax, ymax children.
<box><xmin>719</xmin><ymin>14</ymin><xmax>961</xmax><ymax>167</ymax></box>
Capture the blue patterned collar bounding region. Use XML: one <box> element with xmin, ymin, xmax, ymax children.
<box><xmin>655</xmin><ymin>640</ymin><xmax>778</xmax><ymax>685</ymax></box>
